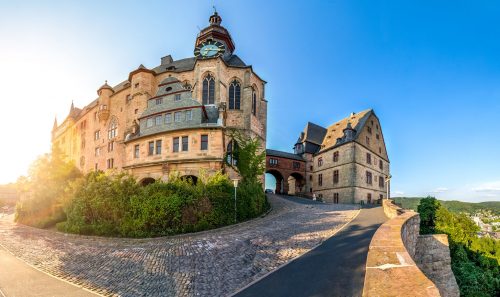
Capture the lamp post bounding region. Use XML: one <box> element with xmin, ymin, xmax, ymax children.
<box><xmin>232</xmin><ymin>178</ymin><xmax>239</xmax><ymax>223</ymax></box>
<box><xmin>385</xmin><ymin>174</ymin><xmax>392</xmax><ymax>200</ymax></box>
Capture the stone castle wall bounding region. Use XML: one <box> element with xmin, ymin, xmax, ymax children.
<box><xmin>363</xmin><ymin>200</ymin><xmax>459</xmax><ymax>297</ymax></box>
<box><xmin>416</xmin><ymin>235</ymin><xmax>460</xmax><ymax>297</ymax></box>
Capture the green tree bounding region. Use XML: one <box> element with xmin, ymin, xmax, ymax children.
<box><xmin>417</xmin><ymin>196</ymin><xmax>441</xmax><ymax>234</ymax></box>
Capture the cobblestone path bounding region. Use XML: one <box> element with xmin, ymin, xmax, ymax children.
<box><xmin>0</xmin><ymin>195</ymin><xmax>358</xmax><ymax>297</ymax></box>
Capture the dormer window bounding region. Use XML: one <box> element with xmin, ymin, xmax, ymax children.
<box><xmin>156</xmin><ymin>98</ymin><xmax>163</xmax><ymax>105</ymax></box>
<box><xmin>185</xmin><ymin>110</ymin><xmax>192</xmax><ymax>120</ymax></box>
<box><xmin>174</xmin><ymin>94</ymin><xmax>181</xmax><ymax>101</ymax></box>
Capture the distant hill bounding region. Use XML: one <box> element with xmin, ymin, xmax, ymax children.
<box><xmin>392</xmin><ymin>197</ymin><xmax>500</xmax><ymax>215</ymax></box>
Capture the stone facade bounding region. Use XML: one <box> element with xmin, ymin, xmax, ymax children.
<box><xmin>297</xmin><ymin>110</ymin><xmax>390</xmax><ymax>204</ymax></box>
<box><xmin>51</xmin><ymin>12</ymin><xmax>267</xmax><ymax>182</ymax></box>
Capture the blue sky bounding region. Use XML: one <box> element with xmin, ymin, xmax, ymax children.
<box><xmin>0</xmin><ymin>1</ymin><xmax>499</xmax><ymax>202</ymax></box>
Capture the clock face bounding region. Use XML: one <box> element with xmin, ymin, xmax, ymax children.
<box><xmin>194</xmin><ymin>41</ymin><xmax>225</xmax><ymax>59</ymax></box>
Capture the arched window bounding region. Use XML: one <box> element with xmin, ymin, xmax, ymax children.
<box><xmin>228</xmin><ymin>80</ymin><xmax>241</xmax><ymax>110</ymax></box>
<box><xmin>251</xmin><ymin>89</ymin><xmax>257</xmax><ymax>116</ymax></box>
<box><xmin>226</xmin><ymin>140</ymin><xmax>239</xmax><ymax>166</ymax></box>
<box><xmin>202</xmin><ymin>74</ymin><xmax>215</xmax><ymax>105</ymax></box>
<box><xmin>108</xmin><ymin>118</ymin><xmax>118</xmax><ymax>139</ymax></box>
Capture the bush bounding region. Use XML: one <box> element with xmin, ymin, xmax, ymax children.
<box><xmin>60</xmin><ymin>171</ymin><xmax>263</xmax><ymax>237</ymax></box>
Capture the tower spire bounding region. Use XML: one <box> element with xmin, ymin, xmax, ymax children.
<box><xmin>53</xmin><ymin>116</ymin><xmax>58</xmax><ymax>130</ymax></box>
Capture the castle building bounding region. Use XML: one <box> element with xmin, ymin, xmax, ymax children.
<box><xmin>52</xmin><ymin>12</ymin><xmax>267</xmax><ymax>184</ymax></box>
<box><xmin>266</xmin><ymin>109</ymin><xmax>390</xmax><ymax>204</ymax></box>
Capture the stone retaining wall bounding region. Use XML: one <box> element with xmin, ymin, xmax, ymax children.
<box><xmin>363</xmin><ymin>199</ymin><xmax>459</xmax><ymax>297</ymax></box>
<box><xmin>416</xmin><ymin>235</ymin><xmax>460</xmax><ymax>297</ymax></box>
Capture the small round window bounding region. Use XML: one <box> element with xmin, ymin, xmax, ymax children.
<box><xmin>166</xmin><ymin>87</ymin><xmax>172</xmax><ymax>92</ymax></box>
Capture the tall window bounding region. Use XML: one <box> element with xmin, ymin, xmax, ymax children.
<box><xmin>155</xmin><ymin>98</ymin><xmax>163</xmax><ymax>105</ymax></box>
<box><xmin>227</xmin><ymin>140</ymin><xmax>239</xmax><ymax>166</ymax></box>
<box><xmin>379</xmin><ymin>176</ymin><xmax>384</xmax><ymax>188</ymax></box>
<box><xmin>318</xmin><ymin>174</ymin><xmax>323</xmax><ymax>186</ymax></box>
<box><xmin>366</xmin><ymin>171</ymin><xmax>373</xmax><ymax>185</ymax></box>
<box><xmin>201</xmin><ymin>134</ymin><xmax>208</xmax><ymax>150</ymax></box>
<box><xmin>108</xmin><ymin>119</ymin><xmax>117</xmax><ymax>139</ymax></box>
<box><xmin>318</xmin><ymin>157</ymin><xmax>323</xmax><ymax>167</ymax></box>
<box><xmin>134</xmin><ymin>145</ymin><xmax>140</xmax><ymax>158</ymax></box>
<box><xmin>185</xmin><ymin>110</ymin><xmax>192</xmax><ymax>121</ymax></box>
<box><xmin>202</xmin><ymin>74</ymin><xmax>215</xmax><ymax>105</ymax></box>
<box><xmin>106</xmin><ymin>158</ymin><xmax>114</xmax><ymax>169</ymax></box>
<box><xmin>94</xmin><ymin>130</ymin><xmax>100</xmax><ymax>140</ymax></box>
<box><xmin>156</xmin><ymin>140</ymin><xmax>162</xmax><ymax>155</ymax></box>
<box><xmin>252</xmin><ymin>89</ymin><xmax>257</xmax><ymax>116</ymax></box>
<box><xmin>228</xmin><ymin>80</ymin><xmax>241</xmax><ymax>110</ymax></box>
<box><xmin>107</xmin><ymin>141</ymin><xmax>114</xmax><ymax>152</ymax></box>
<box><xmin>148</xmin><ymin>141</ymin><xmax>154</xmax><ymax>155</ymax></box>
<box><xmin>333</xmin><ymin>170</ymin><xmax>339</xmax><ymax>184</ymax></box>
<box><xmin>173</xmin><ymin>137</ymin><xmax>179</xmax><ymax>152</ymax></box>
<box><xmin>333</xmin><ymin>193</ymin><xmax>339</xmax><ymax>204</ymax></box>
<box><xmin>367</xmin><ymin>193</ymin><xmax>372</xmax><ymax>203</ymax></box>
<box><xmin>366</xmin><ymin>136</ymin><xmax>370</xmax><ymax>145</ymax></box>
<box><xmin>366</xmin><ymin>153</ymin><xmax>372</xmax><ymax>164</ymax></box>
<box><xmin>182</xmin><ymin>136</ymin><xmax>189</xmax><ymax>151</ymax></box>
<box><xmin>379</xmin><ymin>160</ymin><xmax>383</xmax><ymax>170</ymax></box>
<box><xmin>269</xmin><ymin>158</ymin><xmax>278</xmax><ymax>166</ymax></box>
<box><xmin>333</xmin><ymin>151</ymin><xmax>339</xmax><ymax>162</ymax></box>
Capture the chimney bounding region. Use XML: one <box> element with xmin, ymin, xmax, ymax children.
<box><xmin>161</xmin><ymin>55</ymin><xmax>173</xmax><ymax>65</ymax></box>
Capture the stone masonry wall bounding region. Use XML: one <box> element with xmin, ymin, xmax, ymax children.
<box><xmin>416</xmin><ymin>235</ymin><xmax>460</xmax><ymax>297</ymax></box>
<box><xmin>364</xmin><ymin>200</ymin><xmax>460</xmax><ymax>297</ymax></box>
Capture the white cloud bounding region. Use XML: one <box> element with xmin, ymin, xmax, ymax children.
<box><xmin>472</xmin><ymin>181</ymin><xmax>500</xmax><ymax>194</ymax></box>
<box><xmin>430</xmin><ymin>187</ymin><xmax>448</xmax><ymax>194</ymax></box>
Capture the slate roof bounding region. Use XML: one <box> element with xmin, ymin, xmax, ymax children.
<box><xmin>266</xmin><ymin>149</ymin><xmax>304</xmax><ymax>161</ymax></box>
<box><xmin>61</xmin><ymin>54</ymin><xmax>250</xmax><ymax>125</ymax></box>
<box><xmin>297</xmin><ymin>122</ymin><xmax>328</xmax><ymax>145</ymax></box>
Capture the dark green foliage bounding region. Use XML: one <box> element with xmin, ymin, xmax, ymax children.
<box><xmin>417</xmin><ymin>196</ymin><xmax>441</xmax><ymax>234</ymax></box>
<box><xmin>61</xmin><ymin>171</ymin><xmax>141</xmax><ymax>236</ymax></box>
<box><xmin>59</xmin><ymin>170</ymin><xmax>268</xmax><ymax>237</ymax></box>
<box><xmin>417</xmin><ymin>198</ymin><xmax>500</xmax><ymax>296</ymax></box>
<box><xmin>15</xmin><ymin>145</ymin><xmax>82</xmax><ymax>228</ymax></box>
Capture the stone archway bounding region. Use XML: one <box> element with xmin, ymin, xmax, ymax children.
<box><xmin>288</xmin><ymin>172</ymin><xmax>306</xmax><ymax>196</ymax></box>
<box><xmin>180</xmin><ymin>175</ymin><xmax>198</xmax><ymax>185</ymax></box>
<box><xmin>140</xmin><ymin>177</ymin><xmax>156</xmax><ymax>186</ymax></box>
<box><xmin>266</xmin><ymin>169</ymin><xmax>286</xmax><ymax>194</ymax></box>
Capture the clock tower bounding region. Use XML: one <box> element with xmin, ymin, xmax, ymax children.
<box><xmin>194</xmin><ymin>11</ymin><xmax>235</xmax><ymax>60</ymax></box>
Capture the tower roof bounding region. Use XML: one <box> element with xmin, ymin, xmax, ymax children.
<box><xmin>97</xmin><ymin>80</ymin><xmax>113</xmax><ymax>94</ymax></box>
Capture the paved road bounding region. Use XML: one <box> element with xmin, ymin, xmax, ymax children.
<box><xmin>233</xmin><ymin>201</ymin><xmax>387</xmax><ymax>297</ymax></box>
<box><xmin>0</xmin><ymin>245</ymin><xmax>98</xmax><ymax>297</ymax></box>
